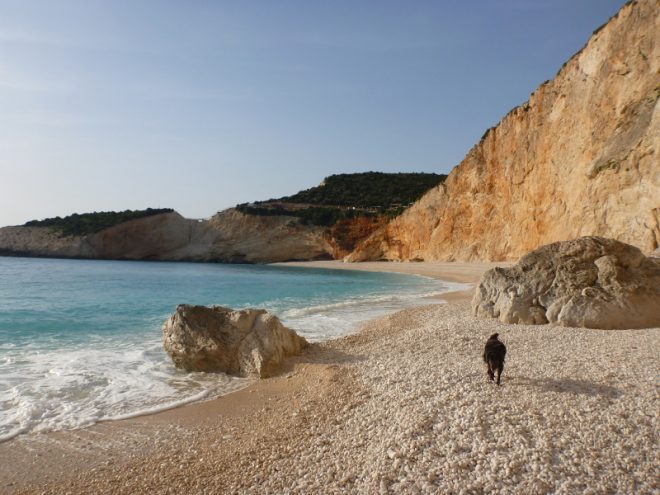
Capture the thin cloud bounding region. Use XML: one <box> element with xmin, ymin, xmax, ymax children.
<box><xmin>125</xmin><ymin>81</ymin><xmax>248</xmax><ymax>102</ymax></box>
<box><xmin>0</xmin><ymin>110</ymin><xmax>96</xmax><ymax>127</ymax></box>
<box><xmin>0</xmin><ymin>25</ymin><xmax>162</xmax><ymax>56</ymax></box>
<box><xmin>0</xmin><ymin>27</ymin><xmax>78</xmax><ymax>47</ymax></box>
<box><xmin>0</xmin><ymin>66</ymin><xmax>75</xmax><ymax>93</ymax></box>
<box><xmin>287</xmin><ymin>31</ymin><xmax>443</xmax><ymax>51</ymax></box>
<box><xmin>0</xmin><ymin>78</ymin><xmax>72</xmax><ymax>93</ymax></box>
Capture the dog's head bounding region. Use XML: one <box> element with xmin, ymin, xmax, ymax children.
<box><xmin>489</xmin><ymin>333</ymin><xmax>499</xmax><ymax>340</ymax></box>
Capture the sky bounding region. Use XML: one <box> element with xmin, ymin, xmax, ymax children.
<box><xmin>0</xmin><ymin>0</ymin><xmax>628</xmax><ymax>227</ymax></box>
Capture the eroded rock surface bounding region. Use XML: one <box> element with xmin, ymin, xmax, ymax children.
<box><xmin>472</xmin><ymin>237</ymin><xmax>660</xmax><ymax>329</ymax></box>
<box><xmin>349</xmin><ymin>0</ymin><xmax>659</xmax><ymax>262</ymax></box>
<box><xmin>162</xmin><ymin>305</ymin><xmax>308</xmax><ymax>377</ymax></box>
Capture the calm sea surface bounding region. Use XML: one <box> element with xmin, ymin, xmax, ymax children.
<box><xmin>0</xmin><ymin>256</ymin><xmax>460</xmax><ymax>441</ymax></box>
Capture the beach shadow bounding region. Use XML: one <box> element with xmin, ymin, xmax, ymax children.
<box><xmin>271</xmin><ymin>343</ymin><xmax>366</xmax><ymax>376</ymax></box>
<box><xmin>512</xmin><ymin>376</ymin><xmax>622</xmax><ymax>398</ymax></box>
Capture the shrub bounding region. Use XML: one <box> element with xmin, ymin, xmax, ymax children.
<box><xmin>25</xmin><ymin>208</ymin><xmax>174</xmax><ymax>236</ymax></box>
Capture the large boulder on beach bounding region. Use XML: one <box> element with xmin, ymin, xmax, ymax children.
<box><xmin>472</xmin><ymin>237</ymin><xmax>660</xmax><ymax>329</ymax></box>
<box><xmin>162</xmin><ymin>305</ymin><xmax>307</xmax><ymax>377</ymax></box>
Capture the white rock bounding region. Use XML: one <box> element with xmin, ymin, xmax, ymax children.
<box><xmin>472</xmin><ymin>236</ymin><xmax>660</xmax><ymax>329</ymax></box>
<box><xmin>162</xmin><ymin>305</ymin><xmax>307</xmax><ymax>377</ymax></box>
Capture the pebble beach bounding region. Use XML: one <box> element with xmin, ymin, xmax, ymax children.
<box><xmin>2</xmin><ymin>261</ymin><xmax>658</xmax><ymax>494</ymax></box>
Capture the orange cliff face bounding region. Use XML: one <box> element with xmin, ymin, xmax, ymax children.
<box><xmin>326</xmin><ymin>216</ymin><xmax>390</xmax><ymax>259</ymax></box>
<box><xmin>349</xmin><ymin>0</ymin><xmax>659</xmax><ymax>262</ymax></box>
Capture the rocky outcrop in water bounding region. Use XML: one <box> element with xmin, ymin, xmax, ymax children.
<box><xmin>349</xmin><ymin>0</ymin><xmax>659</xmax><ymax>262</ymax></box>
<box><xmin>472</xmin><ymin>237</ymin><xmax>660</xmax><ymax>329</ymax></box>
<box><xmin>162</xmin><ymin>305</ymin><xmax>308</xmax><ymax>377</ymax></box>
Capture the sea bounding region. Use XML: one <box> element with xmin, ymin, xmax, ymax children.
<box><xmin>0</xmin><ymin>256</ymin><xmax>462</xmax><ymax>442</ymax></box>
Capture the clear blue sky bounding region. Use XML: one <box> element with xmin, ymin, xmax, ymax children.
<box><xmin>0</xmin><ymin>0</ymin><xmax>627</xmax><ymax>226</ymax></box>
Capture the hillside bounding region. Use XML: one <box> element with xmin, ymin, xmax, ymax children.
<box><xmin>237</xmin><ymin>172</ymin><xmax>446</xmax><ymax>224</ymax></box>
<box><xmin>0</xmin><ymin>173</ymin><xmax>446</xmax><ymax>262</ymax></box>
<box><xmin>349</xmin><ymin>0</ymin><xmax>659</xmax><ymax>262</ymax></box>
<box><xmin>237</xmin><ymin>172</ymin><xmax>447</xmax><ymax>257</ymax></box>
<box><xmin>278</xmin><ymin>172</ymin><xmax>446</xmax><ymax>208</ymax></box>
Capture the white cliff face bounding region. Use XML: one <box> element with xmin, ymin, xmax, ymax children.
<box><xmin>0</xmin><ymin>209</ymin><xmax>333</xmax><ymax>263</ymax></box>
<box><xmin>0</xmin><ymin>226</ymin><xmax>92</xmax><ymax>258</ymax></box>
<box><xmin>201</xmin><ymin>209</ymin><xmax>333</xmax><ymax>263</ymax></box>
<box><xmin>0</xmin><ymin>212</ymin><xmax>201</xmax><ymax>260</ymax></box>
<box><xmin>350</xmin><ymin>0</ymin><xmax>659</xmax><ymax>262</ymax></box>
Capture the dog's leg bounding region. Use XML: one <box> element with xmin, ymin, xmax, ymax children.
<box><xmin>487</xmin><ymin>361</ymin><xmax>494</xmax><ymax>381</ymax></box>
<box><xmin>496</xmin><ymin>364</ymin><xmax>503</xmax><ymax>386</ymax></box>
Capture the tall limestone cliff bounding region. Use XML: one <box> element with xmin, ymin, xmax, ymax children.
<box><xmin>349</xmin><ymin>0</ymin><xmax>659</xmax><ymax>262</ymax></box>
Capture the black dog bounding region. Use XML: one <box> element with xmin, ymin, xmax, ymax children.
<box><xmin>483</xmin><ymin>333</ymin><xmax>506</xmax><ymax>385</ymax></box>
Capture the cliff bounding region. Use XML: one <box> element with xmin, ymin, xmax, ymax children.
<box><xmin>0</xmin><ymin>171</ymin><xmax>445</xmax><ymax>263</ymax></box>
<box><xmin>0</xmin><ymin>210</ymin><xmax>333</xmax><ymax>263</ymax></box>
<box><xmin>200</xmin><ymin>209</ymin><xmax>332</xmax><ymax>263</ymax></box>
<box><xmin>349</xmin><ymin>0</ymin><xmax>659</xmax><ymax>262</ymax></box>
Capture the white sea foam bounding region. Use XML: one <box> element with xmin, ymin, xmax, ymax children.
<box><xmin>0</xmin><ymin>338</ymin><xmax>252</xmax><ymax>442</ymax></box>
<box><xmin>281</xmin><ymin>282</ymin><xmax>469</xmax><ymax>342</ymax></box>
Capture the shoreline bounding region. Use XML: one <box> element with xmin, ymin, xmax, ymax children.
<box><xmin>272</xmin><ymin>260</ymin><xmax>511</xmax><ymax>284</ymax></box>
<box><xmin>1</xmin><ymin>261</ymin><xmax>488</xmax><ymax>492</ymax></box>
<box><xmin>0</xmin><ymin>259</ymin><xmax>455</xmax><ymax>446</ymax></box>
<box><xmin>273</xmin><ymin>260</ymin><xmax>513</xmax><ymax>306</ymax></box>
<box><xmin>3</xmin><ymin>261</ymin><xmax>658</xmax><ymax>494</ymax></box>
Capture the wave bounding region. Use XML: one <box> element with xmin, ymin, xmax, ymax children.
<box><xmin>0</xmin><ymin>338</ymin><xmax>252</xmax><ymax>443</ymax></box>
<box><xmin>100</xmin><ymin>378</ymin><xmax>252</xmax><ymax>422</ymax></box>
<box><xmin>281</xmin><ymin>289</ymin><xmax>448</xmax><ymax>319</ymax></box>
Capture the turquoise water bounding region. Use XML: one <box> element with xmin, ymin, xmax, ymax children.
<box><xmin>0</xmin><ymin>257</ymin><xmax>458</xmax><ymax>441</ymax></box>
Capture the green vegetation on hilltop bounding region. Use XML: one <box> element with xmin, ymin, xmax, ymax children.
<box><xmin>279</xmin><ymin>172</ymin><xmax>446</xmax><ymax>208</ymax></box>
<box><xmin>235</xmin><ymin>204</ymin><xmax>379</xmax><ymax>227</ymax></box>
<box><xmin>236</xmin><ymin>172</ymin><xmax>446</xmax><ymax>227</ymax></box>
<box><xmin>24</xmin><ymin>208</ymin><xmax>174</xmax><ymax>236</ymax></box>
